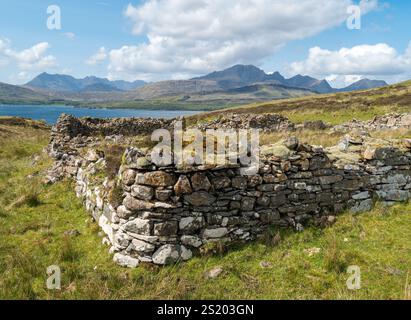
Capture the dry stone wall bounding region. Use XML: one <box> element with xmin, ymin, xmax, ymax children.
<box><xmin>49</xmin><ymin>114</ymin><xmax>411</xmax><ymax>267</ymax></box>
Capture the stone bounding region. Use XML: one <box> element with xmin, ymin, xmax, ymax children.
<box><xmin>123</xmin><ymin>218</ymin><xmax>151</xmax><ymax>235</ymax></box>
<box><xmin>184</xmin><ymin>191</ymin><xmax>216</xmax><ymax>207</ymax></box>
<box><xmin>376</xmin><ymin>190</ymin><xmax>411</xmax><ymax>202</ymax></box>
<box><xmin>241</xmin><ymin>197</ymin><xmax>255</xmax><ymax>211</ymax></box>
<box><xmin>122</xmin><ymin>169</ymin><xmax>136</xmax><ymax>186</ymax></box>
<box><xmin>123</xmin><ymin>195</ymin><xmax>154</xmax><ymax>211</ymax></box>
<box><xmin>174</xmin><ymin>175</ymin><xmax>193</xmax><ymax>196</ymax></box>
<box><xmin>131</xmin><ymin>239</ymin><xmax>155</xmax><ymax>253</ymax></box>
<box><xmin>352</xmin><ymin>191</ymin><xmax>370</xmax><ymax>200</ymax></box>
<box><xmin>180</xmin><ymin>245</ymin><xmax>193</xmax><ymax>261</ymax></box>
<box><xmin>319</xmin><ymin>175</ymin><xmax>343</xmax><ymax>185</ymax></box>
<box><xmin>154</xmin><ymin>221</ymin><xmax>178</xmax><ymax>236</ymax></box>
<box><xmin>260</xmin><ymin>210</ymin><xmax>280</xmax><ymax>223</ymax></box>
<box><xmin>85</xmin><ymin>149</ymin><xmax>101</xmax><ymax>162</ymax></box>
<box><xmin>152</xmin><ymin>244</ymin><xmax>180</xmax><ymax>265</ymax></box>
<box><xmin>263</xmin><ymin>144</ymin><xmax>291</xmax><ymax>159</ymax></box>
<box><xmin>212</xmin><ymin>176</ymin><xmax>231</xmax><ymax>189</ymax></box>
<box><xmin>155</xmin><ymin>189</ymin><xmax>173</xmax><ymax>201</ymax></box>
<box><xmin>117</xmin><ymin>205</ymin><xmax>133</xmax><ymax>219</ymax></box>
<box><xmin>179</xmin><ymin>217</ymin><xmax>204</xmax><ymax>233</ymax></box>
<box><xmin>283</xmin><ymin>136</ymin><xmax>299</xmax><ymax>150</ymax></box>
<box><xmin>142</xmin><ymin>171</ymin><xmax>176</xmax><ymax>187</ymax></box>
<box><xmin>64</xmin><ymin>229</ymin><xmax>81</xmax><ymax>237</ymax></box>
<box><xmin>247</xmin><ymin>175</ymin><xmax>263</xmax><ymax>188</ymax></box>
<box><xmin>232</xmin><ymin>176</ymin><xmax>247</xmax><ymax>190</ymax></box>
<box><xmin>350</xmin><ymin>199</ymin><xmax>373</xmax><ymax>213</ymax></box>
<box><xmin>136</xmin><ymin>157</ymin><xmax>151</xmax><ymax>169</ymax></box>
<box><xmin>131</xmin><ymin>185</ymin><xmax>154</xmax><ymax>201</ymax></box>
<box><xmin>181</xmin><ymin>235</ymin><xmax>202</xmax><ymax>248</ymax></box>
<box><xmin>363</xmin><ymin>146</ymin><xmax>377</xmax><ymax>160</ymax></box>
<box><xmin>260</xmin><ymin>261</ymin><xmax>273</xmax><ymax>269</ymax></box>
<box><xmin>191</xmin><ymin>173</ymin><xmax>212</xmax><ymax>191</ymax></box>
<box><xmin>203</xmin><ymin>228</ymin><xmax>228</xmax><ymax>239</ymax></box>
<box><xmin>204</xmin><ymin>266</ymin><xmax>224</xmax><ymax>279</ymax></box>
<box><xmin>113</xmin><ymin>253</ymin><xmax>139</xmax><ymax>268</ymax></box>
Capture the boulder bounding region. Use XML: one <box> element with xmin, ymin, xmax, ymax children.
<box><xmin>113</xmin><ymin>253</ymin><xmax>139</xmax><ymax>268</ymax></box>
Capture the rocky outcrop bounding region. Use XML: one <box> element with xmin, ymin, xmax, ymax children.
<box><xmin>332</xmin><ymin>113</ymin><xmax>411</xmax><ymax>133</ymax></box>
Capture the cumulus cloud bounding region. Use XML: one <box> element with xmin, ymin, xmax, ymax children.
<box><xmin>288</xmin><ymin>42</ymin><xmax>411</xmax><ymax>86</ymax></box>
<box><xmin>0</xmin><ymin>38</ymin><xmax>57</xmax><ymax>71</ymax></box>
<box><xmin>107</xmin><ymin>0</ymin><xmax>378</xmax><ymax>80</ymax></box>
<box><xmin>86</xmin><ymin>47</ymin><xmax>108</xmax><ymax>65</ymax></box>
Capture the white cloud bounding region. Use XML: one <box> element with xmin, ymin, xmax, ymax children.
<box><xmin>288</xmin><ymin>42</ymin><xmax>411</xmax><ymax>86</ymax></box>
<box><xmin>0</xmin><ymin>39</ymin><xmax>57</xmax><ymax>71</ymax></box>
<box><xmin>107</xmin><ymin>0</ymin><xmax>379</xmax><ymax>81</ymax></box>
<box><xmin>87</xmin><ymin>47</ymin><xmax>107</xmax><ymax>65</ymax></box>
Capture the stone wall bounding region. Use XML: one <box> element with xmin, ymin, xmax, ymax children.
<box><xmin>48</xmin><ymin>114</ymin><xmax>411</xmax><ymax>268</ymax></box>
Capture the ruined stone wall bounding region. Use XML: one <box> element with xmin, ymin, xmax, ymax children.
<box><xmin>74</xmin><ymin>136</ymin><xmax>411</xmax><ymax>267</ymax></box>
<box><xmin>49</xmin><ymin>114</ymin><xmax>411</xmax><ymax>268</ymax></box>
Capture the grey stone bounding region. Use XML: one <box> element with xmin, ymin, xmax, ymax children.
<box><xmin>203</xmin><ymin>228</ymin><xmax>228</xmax><ymax>239</ymax></box>
<box><xmin>152</xmin><ymin>244</ymin><xmax>180</xmax><ymax>265</ymax></box>
<box><xmin>181</xmin><ymin>235</ymin><xmax>202</xmax><ymax>248</ymax></box>
<box><xmin>123</xmin><ymin>218</ymin><xmax>151</xmax><ymax>235</ymax></box>
<box><xmin>179</xmin><ymin>217</ymin><xmax>204</xmax><ymax>233</ymax></box>
<box><xmin>113</xmin><ymin>253</ymin><xmax>139</xmax><ymax>268</ymax></box>
<box><xmin>131</xmin><ymin>239</ymin><xmax>155</xmax><ymax>253</ymax></box>
<box><xmin>131</xmin><ymin>185</ymin><xmax>154</xmax><ymax>201</ymax></box>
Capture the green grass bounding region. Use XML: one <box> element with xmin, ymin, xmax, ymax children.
<box><xmin>0</xmin><ymin>120</ymin><xmax>411</xmax><ymax>300</ymax></box>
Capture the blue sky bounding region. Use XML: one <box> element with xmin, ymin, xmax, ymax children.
<box><xmin>0</xmin><ymin>0</ymin><xmax>410</xmax><ymax>87</ymax></box>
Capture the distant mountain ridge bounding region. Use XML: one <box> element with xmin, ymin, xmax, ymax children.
<box><xmin>337</xmin><ymin>78</ymin><xmax>389</xmax><ymax>92</ymax></box>
<box><xmin>193</xmin><ymin>64</ymin><xmax>387</xmax><ymax>93</ymax></box>
<box><xmin>25</xmin><ymin>73</ymin><xmax>146</xmax><ymax>92</ymax></box>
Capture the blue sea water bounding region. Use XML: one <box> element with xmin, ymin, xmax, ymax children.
<box><xmin>0</xmin><ymin>104</ymin><xmax>201</xmax><ymax>124</ymax></box>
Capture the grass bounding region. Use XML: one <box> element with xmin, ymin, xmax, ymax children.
<box><xmin>187</xmin><ymin>80</ymin><xmax>411</xmax><ymax>126</ymax></box>
<box><xmin>0</xmin><ymin>118</ymin><xmax>410</xmax><ymax>299</ymax></box>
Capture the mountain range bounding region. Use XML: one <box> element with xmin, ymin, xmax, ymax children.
<box><xmin>25</xmin><ymin>73</ymin><xmax>146</xmax><ymax>92</ymax></box>
<box><xmin>0</xmin><ymin>64</ymin><xmax>389</xmax><ymax>109</ymax></box>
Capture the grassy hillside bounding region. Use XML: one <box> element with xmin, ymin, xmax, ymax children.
<box><xmin>189</xmin><ymin>80</ymin><xmax>411</xmax><ymax>125</ymax></box>
<box><xmin>0</xmin><ymin>118</ymin><xmax>410</xmax><ymax>299</ymax></box>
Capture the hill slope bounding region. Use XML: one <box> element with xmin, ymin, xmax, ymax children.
<box><xmin>189</xmin><ymin>79</ymin><xmax>411</xmax><ymax>125</ymax></box>
<box><xmin>0</xmin><ymin>82</ymin><xmax>51</xmax><ymax>103</ymax></box>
